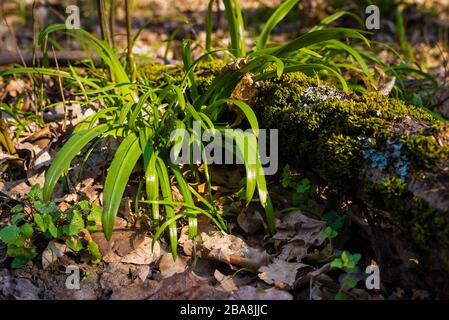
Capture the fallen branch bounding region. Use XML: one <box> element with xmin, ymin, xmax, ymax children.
<box><xmin>0</xmin><ymin>51</ymin><xmax>101</xmax><ymax>67</ymax></box>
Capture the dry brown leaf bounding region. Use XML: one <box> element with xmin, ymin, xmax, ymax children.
<box><xmin>277</xmin><ymin>243</ymin><xmax>308</xmax><ymax>262</ymax></box>
<box><xmin>42</xmin><ymin>241</ymin><xmax>71</xmax><ymax>270</ymax></box>
<box><xmin>237</xmin><ymin>206</ymin><xmax>266</xmax><ymax>234</ymax></box>
<box><xmin>0</xmin><ymin>269</ymin><xmax>40</xmax><ymax>300</ymax></box>
<box><xmin>149</xmin><ymin>270</ymin><xmax>229</xmax><ymax>300</ymax></box>
<box><xmin>230</xmin><ymin>285</ymin><xmax>293</xmax><ymax>300</ymax></box>
<box><xmin>200</xmin><ymin>231</ymin><xmax>269</xmax><ymax>269</ymax></box>
<box><xmin>274</xmin><ymin>210</ymin><xmax>326</xmax><ymax>246</ymax></box>
<box><xmin>158</xmin><ymin>253</ymin><xmax>189</xmax><ymax>279</ymax></box>
<box><xmin>258</xmin><ymin>258</ymin><xmax>310</xmax><ymax>289</ymax></box>
<box><xmin>0</xmin><ymin>179</ymin><xmax>31</xmax><ymax>199</ymax></box>
<box><xmin>110</xmin><ymin>279</ymin><xmax>161</xmax><ymax>300</ymax></box>
<box><xmin>228</xmin><ymin>73</ymin><xmax>259</xmax><ymax>127</ymax></box>
<box><xmin>214</xmin><ymin>270</ymin><xmax>237</xmax><ymax>293</ymax></box>
<box><xmin>120</xmin><ymin>237</ymin><xmax>162</xmax><ymax>265</ymax></box>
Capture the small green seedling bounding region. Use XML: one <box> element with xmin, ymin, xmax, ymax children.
<box><xmin>0</xmin><ymin>185</ymin><xmax>102</xmax><ymax>268</ymax></box>
<box><xmin>331</xmin><ymin>251</ymin><xmax>362</xmax><ymax>300</ymax></box>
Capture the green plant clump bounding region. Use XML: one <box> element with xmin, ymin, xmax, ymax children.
<box><xmin>0</xmin><ymin>185</ymin><xmax>102</xmax><ymax>268</ymax></box>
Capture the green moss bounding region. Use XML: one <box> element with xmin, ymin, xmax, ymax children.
<box><xmin>403</xmin><ymin>197</ymin><xmax>449</xmax><ymax>249</ymax></box>
<box><xmin>254</xmin><ymin>72</ymin><xmax>438</xmax><ymax>188</ymax></box>
<box><xmin>364</xmin><ymin>176</ymin><xmax>408</xmax><ymax>199</ymax></box>
<box><xmin>142</xmin><ymin>60</ymin><xmax>225</xmax><ymax>95</ymax></box>
<box><xmin>402</xmin><ymin>130</ymin><xmax>449</xmax><ymax>170</ymax></box>
<box><xmin>143</xmin><ymin>64</ymin><xmax>183</xmax><ymax>83</ymax></box>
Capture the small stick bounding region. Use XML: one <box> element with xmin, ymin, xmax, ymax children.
<box><xmin>52</xmin><ymin>46</ymin><xmax>68</xmax><ymax>132</ymax></box>
<box><xmin>125</xmin><ymin>0</ymin><xmax>136</xmax><ymax>81</ymax></box>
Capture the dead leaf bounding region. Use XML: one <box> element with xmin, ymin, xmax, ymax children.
<box><xmin>110</xmin><ymin>279</ymin><xmax>161</xmax><ymax>300</ymax></box>
<box><xmin>200</xmin><ymin>231</ymin><xmax>269</xmax><ymax>269</ymax></box>
<box><xmin>158</xmin><ymin>253</ymin><xmax>189</xmax><ymax>279</ymax></box>
<box><xmin>42</xmin><ymin>241</ymin><xmax>71</xmax><ymax>270</ymax></box>
<box><xmin>214</xmin><ymin>270</ymin><xmax>237</xmax><ymax>293</ymax></box>
<box><xmin>0</xmin><ymin>179</ymin><xmax>31</xmax><ymax>199</ymax></box>
<box><xmin>277</xmin><ymin>243</ymin><xmax>308</xmax><ymax>262</ymax></box>
<box><xmin>228</xmin><ymin>73</ymin><xmax>259</xmax><ymax>127</ymax></box>
<box><xmin>273</xmin><ymin>210</ymin><xmax>326</xmax><ymax>248</ymax></box>
<box><xmin>237</xmin><ymin>206</ymin><xmax>266</xmax><ymax>234</ymax></box>
<box><xmin>258</xmin><ymin>258</ymin><xmax>310</xmax><ymax>289</ymax></box>
<box><xmin>120</xmin><ymin>238</ymin><xmax>162</xmax><ymax>265</ymax></box>
<box><xmin>230</xmin><ymin>285</ymin><xmax>293</xmax><ymax>300</ymax></box>
<box><xmin>5</xmin><ymin>79</ymin><xmax>27</xmax><ymax>98</ymax></box>
<box><xmin>149</xmin><ymin>270</ymin><xmax>229</xmax><ymax>300</ymax></box>
<box><xmin>0</xmin><ymin>269</ymin><xmax>40</xmax><ymax>300</ymax></box>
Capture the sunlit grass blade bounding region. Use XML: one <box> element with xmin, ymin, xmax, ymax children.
<box><xmin>233</xmin><ymin>131</ymin><xmax>257</xmax><ymax>206</ymax></box>
<box><xmin>102</xmin><ymin>132</ymin><xmax>142</xmax><ymax>240</ymax></box>
<box><xmin>146</xmin><ymin>150</ymin><xmax>160</xmax><ymax>226</ymax></box>
<box><xmin>43</xmin><ymin>124</ymin><xmax>111</xmax><ymax>203</ymax></box>
<box><xmin>310</xmin><ymin>11</ymin><xmax>364</xmax><ymax>32</ymax></box>
<box><xmin>207</xmin><ymin>98</ymin><xmax>259</xmax><ymax>136</ymax></box>
<box><xmin>205</xmin><ymin>0</ymin><xmax>214</xmax><ymax>54</ymax></box>
<box><xmin>156</xmin><ymin>157</ymin><xmax>178</xmax><ymax>259</ymax></box>
<box><xmin>181</xmin><ymin>39</ymin><xmax>199</xmax><ymax>101</ymax></box>
<box><xmin>255</xmin><ymin>159</ymin><xmax>275</xmax><ymax>233</ymax></box>
<box><xmin>252</xmin><ymin>28</ymin><xmax>369</xmax><ymax>58</ymax></box>
<box><xmin>142</xmin><ymin>200</ymin><xmax>226</xmax><ymax>232</ymax></box>
<box><xmin>129</xmin><ymin>89</ymin><xmax>154</xmax><ymax>130</ymax></box>
<box><xmin>170</xmin><ymin>165</ymin><xmax>197</xmax><ymax>239</ymax></box>
<box><xmin>222</xmin><ymin>0</ymin><xmax>246</xmax><ymax>58</ymax></box>
<box><xmin>324</xmin><ymin>39</ymin><xmax>373</xmax><ymax>84</ymax></box>
<box><xmin>256</xmin><ymin>0</ymin><xmax>300</xmax><ymax>50</ymax></box>
<box><xmin>0</xmin><ymin>67</ymin><xmax>72</xmax><ymax>79</ymax></box>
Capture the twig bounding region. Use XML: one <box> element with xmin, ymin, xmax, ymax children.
<box><xmin>52</xmin><ymin>46</ymin><xmax>67</xmax><ymax>132</ymax></box>
<box><xmin>125</xmin><ymin>0</ymin><xmax>135</xmax><ymax>81</ymax></box>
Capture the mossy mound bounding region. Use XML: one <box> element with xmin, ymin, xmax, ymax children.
<box><xmin>253</xmin><ymin>72</ymin><xmax>449</xmax><ymax>263</ymax></box>
<box><xmin>254</xmin><ymin>73</ymin><xmax>435</xmax><ymax>185</ymax></box>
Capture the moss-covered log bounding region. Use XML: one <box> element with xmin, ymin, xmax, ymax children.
<box><xmin>253</xmin><ymin>72</ymin><xmax>449</xmax><ymax>269</ymax></box>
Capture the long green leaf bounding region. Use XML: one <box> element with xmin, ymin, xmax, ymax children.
<box><xmin>156</xmin><ymin>157</ymin><xmax>178</xmax><ymax>259</ymax></box>
<box><xmin>252</xmin><ymin>28</ymin><xmax>369</xmax><ymax>58</ymax></box>
<box><xmin>170</xmin><ymin>165</ymin><xmax>197</xmax><ymax>239</ymax></box>
<box><xmin>102</xmin><ymin>132</ymin><xmax>142</xmax><ymax>240</ymax></box>
<box><xmin>43</xmin><ymin>124</ymin><xmax>110</xmax><ymax>203</ymax></box>
<box><xmin>256</xmin><ymin>0</ymin><xmax>300</xmax><ymax>50</ymax></box>
<box><xmin>223</xmin><ymin>0</ymin><xmax>246</xmax><ymax>58</ymax></box>
<box><xmin>233</xmin><ymin>130</ymin><xmax>257</xmax><ymax>206</ymax></box>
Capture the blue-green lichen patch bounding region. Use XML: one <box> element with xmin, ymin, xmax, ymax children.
<box><xmin>362</xmin><ymin>138</ymin><xmax>409</xmax><ymax>181</ymax></box>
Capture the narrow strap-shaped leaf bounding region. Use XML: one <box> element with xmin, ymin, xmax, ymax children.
<box><xmin>102</xmin><ymin>133</ymin><xmax>142</xmax><ymax>240</ymax></box>
<box><xmin>205</xmin><ymin>0</ymin><xmax>214</xmax><ymax>54</ymax></box>
<box><xmin>170</xmin><ymin>165</ymin><xmax>197</xmax><ymax>239</ymax></box>
<box><xmin>156</xmin><ymin>157</ymin><xmax>178</xmax><ymax>260</ymax></box>
<box><xmin>233</xmin><ymin>130</ymin><xmax>258</xmax><ymax>206</ymax></box>
<box><xmin>256</xmin><ymin>0</ymin><xmax>300</xmax><ymax>50</ymax></box>
<box><xmin>207</xmin><ymin>98</ymin><xmax>259</xmax><ymax>137</ymax></box>
<box><xmin>181</xmin><ymin>39</ymin><xmax>199</xmax><ymax>101</ymax></box>
<box><xmin>146</xmin><ymin>150</ymin><xmax>160</xmax><ymax>226</ymax></box>
<box><xmin>43</xmin><ymin>124</ymin><xmax>110</xmax><ymax>203</ymax></box>
<box><xmin>222</xmin><ymin>0</ymin><xmax>246</xmax><ymax>58</ymax></box>
<box><xmin>255</xmin><ymin>159</ymin><xmax>275</xmax><ymax>234</ymax></box>
<box><xmin>251</xmin><ymin>28</ymin><xmax>369</xmax><ymax>58</ymax></box>
<box><xmin>129</xmin><ymin>89</ymin><xmax>154</xmax><ymax>130</ymax></box>
<box><xmin>310</xmin><ymin>11</ymin><xmax>364</xmax><ymax>32</ymax></box>
<box><xmin>142</xmin><ymin>200</ymin><xmax>226</xmax><ymax>232</ymax></box>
